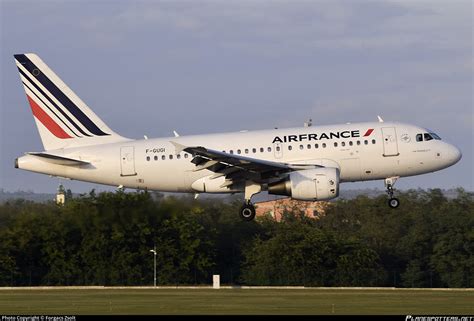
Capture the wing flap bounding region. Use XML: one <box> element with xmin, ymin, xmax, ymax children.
<box><xmin>173</xmin><ymin>142</ymin><xmax>294</xmax><ymax>187</ymax></box>
<box><xmin>172</xmin><ymin>141</ymin><xmax>325</xmax><ymax>189</ymax></box>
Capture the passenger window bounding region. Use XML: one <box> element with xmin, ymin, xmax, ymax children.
<box><xmin>169</xmin><ymin>155</ymin><xmax>173</xmax><ymax>160</ymax></box>
<box><xmin>364</xmin><ymin>140</ymin><xmax>368</xmax><ymax>145</ymax></box>
<box><xmin>276</xmin><ymin>146</ymin><xmax>280</xmax><ymax>152</ymax></box>
<box><xmin>315</xmin><ymin>144</ymin><xmax>319</xmax><ymax>149</ymax></box>
<box><xmin>307</xmin><ymin>144</ymin><xmax>311</xmax><ymax>149</ymax></box>
<box><xmin>372</xmin><ymin>139</ymin><xmax>376</xmax><ymax>144</ymax></box>
<box><xmin>341</xmin><ymin>142</ymin><xmax>345</xmax><ymax>147</ymax></box>
<box><xmin>322</xmin><ymin>143</ymin><xmax>326</xmax><ymax>148</ymax></box>
<box><xmin>184</xmin><ymin>154</ymin><xmax>188</xmax><ymax>159</ymax></box>
<box><xmin>260</xmin><ymin>147</ymin><xmax>264</xmax><ymax>152</ymax></box>
<box><xmin>267</xmin><ymin>147</ymin><xmax>272</xmax><ymax>152</ymax></box>
<box><xmin>229</xmin><ymin>150</ymin><xmax>234</xmax><ymax>154</ymax></box>
<box><xmin>177</xmin><ymin>154</ymin><xmax>181</xmax><ymax>159</ymax></box>
<box><xmin>357</xmin><ymin>141</ymin><xmax>361</xmax><ymax>145</ymax></box>
<box><xmin>252</xmin><ymin>148</ymin><xmax>256</xmax><ymax>153</ymax></box>
<box><xmin>146</xmin><ymin>156</ymin><xmax>150</xmax><ymax>161</ymax></box>
<box><xmin>299</xmin><ymin>145</ymin><xmax>304</xmax><ymax>150</ymax></box>
<box><xmin>288</xmin><ymin>145</ymin><xmax>292</xmax><ymax>151</ymax></box>
<box><xmin>237</xmin><ymin>149</ymin><xmax>241</xmax><ymax>154</ymax></box>
<box><xmin>424</xmin><ymin>133</ymin><xmax>433</xmax><ymax>141</ymax></box>
<box><xmin>416</xmin><ymin>134</ymin><xmax>423</xmax><ymax>142</ymax></box>
<box><xmin>334</xmin><ymin>142</ymin><xmax>338</xmax><ymax>147</ymax></box>
<box><xmin>245</xmin><ymin>149</ymin><xmax>249</xmax><ymax>154</ymax></box>
<box><xmin>349</xmin><ymin>141</ymin><xmax>353</xmax><ymax>146</ymax></box>
<box><xmin>154</xmin><ymin>155</ymin><xmax>158</xmax><ymax>161</ymax></box>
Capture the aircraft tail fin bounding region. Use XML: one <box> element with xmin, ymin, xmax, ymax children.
<box><xmin>14</xmin><ymin>53</ymin><xmax>129</xmax><ymax>151</ymax></box>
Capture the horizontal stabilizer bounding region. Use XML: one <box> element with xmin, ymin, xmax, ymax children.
<box><xmin>28</xmin><ymin>152</ymin><xmax>90</xmax><ymax>166</ymax></box>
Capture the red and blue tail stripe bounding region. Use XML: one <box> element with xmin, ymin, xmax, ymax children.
<box><xmin>21</xmin><ymin>78</ymin><xmax>81</xmax><ymax>137</ymax></box>
<box><xmin>26</xmin><ymin>95</ymin><xmax>72</xmax><ymax>139</ymax></box>
<box><xmin>14</xmin><ymin>54</ymin><xmax>109</xmax><ymax>138</ymax></box>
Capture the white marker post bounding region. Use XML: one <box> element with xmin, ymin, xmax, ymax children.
<box><xmin>213</xmin><ymin>275</ymin><xmax>220</xmax><ymax>289</ymax></box>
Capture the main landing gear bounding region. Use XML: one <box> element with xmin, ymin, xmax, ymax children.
<box><xmin>239</xmin><ymin>202</ymin><xmax>256</xmax><ymax>221</ymax></box>
<box><xmin>385</xmin><ymin>177</ymin><xmax>400</xmax><ymax>209</ymax></box>
<box><xmin>239</xmin><ymin>181</ymin><xmax>261</xmax><ymax>221</ymax></box>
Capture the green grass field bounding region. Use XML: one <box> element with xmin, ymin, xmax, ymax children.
<box><xmin>0</xmin><ymin>288</ymin><xmax>472</xmax><ymax>315</ymax></box>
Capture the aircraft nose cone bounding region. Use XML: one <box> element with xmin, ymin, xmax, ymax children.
<box><xmin>448</xmin><ymin>144</ymin><xmax>462</xmax><ymax>165</ymax></box>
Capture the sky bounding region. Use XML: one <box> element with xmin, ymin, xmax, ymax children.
<box><xmin>0</xmin><ymin>0</ymin><xmax>473</xmax><ymax>193</ymax></box>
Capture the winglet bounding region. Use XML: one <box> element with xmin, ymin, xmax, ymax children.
<box><xmin>170</xmin><ymin>141</ymin><xmax>186</xmax><ymax>154</ymax></box>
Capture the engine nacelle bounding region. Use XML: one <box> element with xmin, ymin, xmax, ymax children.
<box><xmin>268</xmin><ymin>168</ymin><xmax>340</xmax><ymax>201</ymax></box>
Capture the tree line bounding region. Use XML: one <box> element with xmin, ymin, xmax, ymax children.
<box><xmin>0</xmin><ymin>188</ymin><xmax>472</xmax><ymax>287</ymax></box>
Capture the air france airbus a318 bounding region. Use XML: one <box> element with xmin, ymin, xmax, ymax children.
<box><xmin>13</xmin><ymin>53</ymin><xmax>462</xmax><ymax>221</ymax></box>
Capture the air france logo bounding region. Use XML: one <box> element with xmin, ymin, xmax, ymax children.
<box><xmin>401</xmin><ymin>134</ymin><xmax>411</xmax><ymax>143</ymax></box>
<box><xmin>272</xmin><ymin>129</ymin><xmax>374</xmax><ymax>144</ymax></box>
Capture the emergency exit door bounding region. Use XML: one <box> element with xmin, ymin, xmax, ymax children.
<box><xmin>381</xmin><ymin>127</ymin><xmax>399</xmax><ymax>157</ymax></box>
<box><xmin>120</xmin><ymin>146</ymin><xmax>137</xmax><ymax>176</ymax></box>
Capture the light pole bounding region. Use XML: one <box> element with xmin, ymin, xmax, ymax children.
<box><xmin>149</xmin><ymin>246</ymin><xmax>157</xmax><ymax>287</ymax></box>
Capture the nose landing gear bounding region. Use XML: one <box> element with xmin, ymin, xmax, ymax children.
<box><xmin>388</xmin><ymin>195</ymin><xmax>400</xmax><ymax>208</ymax></box>
<box><xmin>385</xmin><ymin>177</ymin><xmax>400</xmax><ymax>209</ymax></box>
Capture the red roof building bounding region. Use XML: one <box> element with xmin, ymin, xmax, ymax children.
<box><xmin>255</xmin><ymin>198</ymin><xmax>330</xmax><ymax>221</ymax></box>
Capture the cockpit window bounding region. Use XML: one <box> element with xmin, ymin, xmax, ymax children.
<box><xmin>424</xmin><ymin>133</ymin><xmax>433</xmax><ymax>141</ymax></box>
<box><xmin>417</xmin><ymin>132</ymin><xmax>441</xmax><ymax>142</ymax></box>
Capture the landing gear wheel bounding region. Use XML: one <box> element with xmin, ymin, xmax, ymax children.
<box><xmin>239</xmin><ymin>203</ymin><xmax>256</xmax><ymax>221</ymax></box>
<box><xmin>388</xmin><ymin>198</ymin><xmax>400</xmax><ymax>209</ymax></box>
<box><xmin>384</xmin><ymin>177</ymin><xmax>400</xmax><ymax>209</ymax></box>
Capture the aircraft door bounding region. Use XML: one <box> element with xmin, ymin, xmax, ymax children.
<box><xmin>120</xmin><ymin>146</ymin><xmax>137</xmax><ymax>176</ymax></box>
<box><xmin>273</xmin><ymin>142</ymin><xmax>283</xmax><ymax>159</ymax></box>
<box><xmin>381</xmin><ymin>127</ymin><xmax>399</xmax><ymax>157</ymax></box>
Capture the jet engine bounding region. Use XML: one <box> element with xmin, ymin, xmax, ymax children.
<box><xmin>268</xmin><ymin>167</ymin><xmax>340</xmax><ymax>201</ymax></box>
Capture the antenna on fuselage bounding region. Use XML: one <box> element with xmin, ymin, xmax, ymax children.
<box><xmin>377</xmin><ymin>115</ymin><xmax>384</xmax><ymax>123</ymax></box>
<box><xmin>304</xmin><ymin>118</ymin><xmax>313</xmax><ymax>127</ymax></box>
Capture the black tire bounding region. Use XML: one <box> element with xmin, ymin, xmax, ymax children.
<box><xmin>388</xmin><ymin>198</ymin><xmax>400</xmax><ymax>209</ymax></box>
<box><xmin>239</xmin><ymin>204</ymin><xmax>256</xmax><ymax>221</ymax></box>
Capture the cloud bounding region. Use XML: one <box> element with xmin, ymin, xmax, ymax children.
<box><xmin>74</xmin><ymin>0</ymin><xmax>471</xmax><ymax>56</ymax></box>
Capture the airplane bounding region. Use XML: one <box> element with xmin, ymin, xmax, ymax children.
<box><xmin>13</xmin><ymin>53</ymin><xmax>462</xmax><ymax>221</ymax></box>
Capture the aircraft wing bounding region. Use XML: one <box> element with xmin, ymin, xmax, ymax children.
<box><xmin>171</xmin><ymin>142</ymin><xmax>318</xmax><ymax>186</ymax></box>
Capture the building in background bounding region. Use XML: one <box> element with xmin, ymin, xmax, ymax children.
<box><xmin>255</xmin><ymin>198</ymin><xmax>330</xmax><ymax>221</ymax></box>
<box><xmin>56</xmin><ymin>184</ymin><xmax>65</xmax><ymax>205</ymax></box>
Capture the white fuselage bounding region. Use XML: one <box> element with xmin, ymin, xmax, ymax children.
<box><xmin>16</xmin><ymin>121</ymin><xmax>462</xmax><ymax>194</ymax></box>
